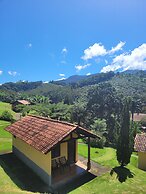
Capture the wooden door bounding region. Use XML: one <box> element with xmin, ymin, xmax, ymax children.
<box><xmin>68</xmin><ymin>140</ymin><xmax>76</xmax><ymax>164</ymax></box>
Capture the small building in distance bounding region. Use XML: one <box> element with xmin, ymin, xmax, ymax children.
<box><xmin>12</xmin><ymin>100</ymin><xmax>31</xmax><ymax>110</ymax></box>
<box><xmin>134</xmin><ymin>133</ymin><xmax>146</xmax><ymax>170</ymax></box>
<box><xmin>133</xmin><ymin>113</ymin><xmax>146</xmax><ymax>122</ymax></box>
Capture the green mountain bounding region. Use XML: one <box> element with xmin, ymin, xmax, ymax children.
<box><xmin>0</xmin><ymin>70</ymin><xmax>146</xmax><ymax>104</ymax></box>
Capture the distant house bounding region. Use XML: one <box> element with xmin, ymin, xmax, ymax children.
<box><xmin>5</xmin><ymin>115</ymin><xmax>98</xmax><ymax>187</ymax></box>
<box><xmin>132</xmin><ymin>113</ymin><xmax>146</xmax><ymax>122</ymax></box>
<box><xmin>12</xmin><ymin>100</ymin><xmax>31</xmax><ymax>109</ymax></box>
<box><xmin>134</xmin><ymin>133</ymin><xmax>146</xmax><ymax>170</ymax></box>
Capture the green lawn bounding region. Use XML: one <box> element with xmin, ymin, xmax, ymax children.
<box><xmin>78</xmin><ymin>144</ymin><xmax>118</xmax><ymax>167</ymax></box>
<box><xmin>0</xmin><ymin>120</ymin><xmax>33</xmax><ymax>194</ymax></box>
<box><xmin>70</xmin><ymin>143</ymin><xmax>146</xmax><ymax>194</ymax></box>
<box><xmin>0</xmin><ymin>102</ymin><xmax>16</xmax><ymax>153</ymax></box>
<box><xmin>0</xmin><ymin>102</ymin><xmax>16</xmax><ymax>116</ymax></box>
<box><xmin>0</xmin><ymin>120</ymin><xmax>12</xmax><ymax>153</ymax></box>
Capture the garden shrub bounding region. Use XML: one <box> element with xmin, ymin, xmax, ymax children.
<box><xmin>0</xmin><ymin>111</ymin><xmax>14</xmax><ymax>122</ymax></box>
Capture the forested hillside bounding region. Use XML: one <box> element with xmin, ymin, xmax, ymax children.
<box><xmin>0</xmin><ymin>70</ymin><xmax>145</xmax><ymax>147</ymax></box>
<box><xmin>0</xmin><ymin>70</ymin><xmax>145</xmax><ymax>104</ymax></box>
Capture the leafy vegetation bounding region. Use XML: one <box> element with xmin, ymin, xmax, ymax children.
<box><xmin>0</xmin><ymin>100</ymin><xmax>145</xmax><ymax>194</ymax></box>
<box><xmin>0</xmin><ymin>111</ymin><xmax>14</xmax><ymax>122</ymax></box>
<box><xmin>117</xmin><ymin>99</ymin><xmax>132</xmax><ymax>166</ymax></box>
<box><xmin>0</xmin><ymin>102</ymin><xmax>15</xmax><ymax>116</ymax></box>
<box><xmin>0</xmin><ymin>70</ymin><xmax>145</xmax><ymax>148</ymax></box>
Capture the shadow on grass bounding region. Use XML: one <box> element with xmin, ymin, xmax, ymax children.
<box><xmin>0</xmin><ymin>152</ymin><xmax>50</xmax><ymax>193</ymax></box>
<box><xmin>110</xmin><ymin>166</ymin><xmax>135</xmax><ymax>183</ymax></box>
<box><xmin>0</xmin><ymin>152</ymin><xmax>96</xmax><ymax>194</ymax></box>
<box><xmin>56</xmin><ymin>172</ymin><xmax>96</xmax><ymax>194</ymax></box>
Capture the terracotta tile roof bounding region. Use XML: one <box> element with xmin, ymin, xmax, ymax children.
<box><xmin>5</xmin><ymin>115</ymin><xmax>97</xmax><ymax>154</ymax></box>
<box><xmin>134</xmin><ymin>133</ymin><xmax>146</xmax><ymax>152</ymax></box>
<box><xmin>133</xmin><ymin>113</ymin><xmax>146</xmax><ymax>122</ymax></box>
<box><xmin>17</xmin><ymin>100</ymin><xmax>31</xmax><ymax>105</ymax></box>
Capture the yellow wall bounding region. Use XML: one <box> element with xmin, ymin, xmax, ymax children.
<box><xmin>138</xmin><ymin>152</ymin><xmax>146</xmax><ymax>170</ymax></box>
<box><xmin>13</xmin><ymin>132</ymin><xmax>78</xmax><ymax>176</ymax></box>
<box><xmin>62</xmin><ymin>132</ymin><xmax>79</xmax><ymax>141</ymax></box>
<box><xmin>63</xmin><ymin>134</ymin><xmax>71</xmax><ymax>141</ymax></box>
<box><xmin>62</xmin><ymin>133</ymin><xmax>78</xmax><ymax>162</ymax></box>
<box><xmin>52</xmin><ymin>135</ymin><xmax>78</xmax><ymax>163</ymax></box>
<box><xmin>13</xmin><ymin>136</ymin><xmax>51</xmax><ymax>175</ymax></box>
<box><xmin>72</xmin><ymin>132</ymin><xmax>78</xmax><ymax>138</ymax></box>
<box><xmin>60</xmin><ymin>142</ymin><xmax>68</xmax><ymax>160</ymax></box>
<box><xmin>75</xmin><ymin>140</ymin><xmax>78</xmax><ymax>162</ymax></box>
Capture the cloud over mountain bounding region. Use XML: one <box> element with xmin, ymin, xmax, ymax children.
<box><xmin>101</xmin><ymin>43</ymin><xmax>146</xmax><ymax>72</ymax></box>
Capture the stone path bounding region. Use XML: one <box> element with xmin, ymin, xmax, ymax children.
<box><xmin>78</xmin><ymin>155</ymin><xmax>111</xmax><ymax>176</ymax></box>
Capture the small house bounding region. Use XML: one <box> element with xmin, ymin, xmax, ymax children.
<box><xmin>134</xmin><ymin>133</ymin><xmax>146</xmax><ymax>170</ymax></box>
<box><xmin>132</xmin><ymin>113</ymin><xmax>146</xmax><ymax>122</ymax></box>
<box><xmin>12</xmin><ymin>100</ymin><xmax>31</xmax><ymax>109</ymax></box>
<box><xmin>5</xmin><ymin>115</ymin><xmax>97</xmax><ymax>187</ymax></box>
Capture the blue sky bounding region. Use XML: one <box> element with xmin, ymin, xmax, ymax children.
<box><xmin>0</xmin><ymin>0</ymin><xmax>146</xmax><ymax>83</ymax></box>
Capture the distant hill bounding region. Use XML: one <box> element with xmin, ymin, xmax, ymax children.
<box><xmin>0</xmin><ymin>81</ymin><xmax>43</xmax><ymax>92</ymax></box>
<box><xmin>53</xmin><ymin>71</ymin><xmax>115</xmax><ymax>87</ymax></box>
<box><xmin>121</xmin><ymin>70</ymin><xmax>146</xmax><ymax>75</ymax></box>
<box><xmin>0</xmin><ymin>70</ymin><xmax>146</xmax><ymax>104</ymax></box>
<box><xmin>53</xmin><ymin>75</ymin><xmax>87</xmax><ymax>85</ymax></box>
<box><xmin>109</xmin><ymin>70</ymin><xmax>146</xmax><ymax>100</ymax></box>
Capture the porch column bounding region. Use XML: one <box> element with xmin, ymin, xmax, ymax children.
<box><xmin>87</xmin><ymin>136</ymin><xmax>91</xmax><ymax>170</ymax></box>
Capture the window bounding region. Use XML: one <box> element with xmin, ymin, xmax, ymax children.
<box><xmin>52</xmin><ymin>144</ymin><xmax>60</xmax><ymax>158</ymax></box>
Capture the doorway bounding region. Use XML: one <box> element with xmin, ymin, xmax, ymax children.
<box><xmin>68</xmin><ymin>140</ymin><xmax>76</xmax><ymax>164</ymax></box>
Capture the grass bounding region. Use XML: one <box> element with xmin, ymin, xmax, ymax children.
<box><xmin>0</xmin><ymin>153</ymin><xmax>47</xmax><ymax>194</ymax></box>
<box><xmin>0</xmin><ymin>120</ymin><xmax>11</xmax><ymax>138</ymax></box>
<box><xmin>0</xmin><ymin>120</ymin><xmax>35</xmax><ymax>193</ymax></box>
<box><xmin>78</xmin><ymin>143</ymin><xmax>118</xmax><ymax>167</ymax></box>
<box><xmin>0</xmin><ymin>102</ymin><xmax>17</xmax><ymax>153</ymax></box>
<box><xmin>0</xmin><ymin>102</ymin><xmax>16</xmax><ymax>116</ymax></box>
<box><xmin>70</xmin><ymin>143</ymin><xmax>146</xmax><ymax>194</ymax></box>
<box><xmin>70</xmin><ymin>167</ymin><xmax>146</xmax><ymax>194</ymax></box>
<box><xmin>0</xmin><ymin>117</ymin><xmax>146</xmax><ymax>194</ymax></box>
<box><xmin>0</xmin><ymin>120</ymin><xmax>12</xmax><ymax>153</ymax></box>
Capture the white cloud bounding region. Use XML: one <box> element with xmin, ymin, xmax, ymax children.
<box><xmin>0</xmin><ymin>70</ymin><xmax>3</xmax><ymax>75</ymax></box>
<box><xmin>82</xmin><ymin>41</ymin><xmax>125</xmax><ymax>61</ymax></box>
<box><xmin>86</xmin><ymin>72</ymin><xmax>91</xmax><ymax>76</ymax></box>
<box><xmin>59</xmin><ymin>73</ymin><xmax>65</xmax><ymax>77</ymax></box>
<box><xmin>56</xmin><ymin>77</ymin><xmax>66</xmax><ymax>81</ymax></box>
<box><xmin>82</xmin><ymin>43</ymin><xmax>107</xmax><ymax>60</ymax></box>
<box><xmin>8</xmin><ymin>71</ymin><xmax>18</xmax><ymax>76</ymax></box>
<box><xmin>75</xmin><ymin>63</ymin><xmax>91</xmax><ymax>71</ymax></box>
<box><xmin>108</xmin><ymin>41</ymin><xmax>125</xmax><ymax>54</ymax></box>
<box><xmin>62</xmin><ymin>47</ymin><xmax>68</xmax><ymax>54</ymax></box>
<box><xmin>43</xmin><ymin>81</ymin><xmax>49</xmax><ymax>83</ymax></box>
<box><xmin>101</xmin><ymin>43</ymin><xmax>146</xmax><ymax>73</ymax></box>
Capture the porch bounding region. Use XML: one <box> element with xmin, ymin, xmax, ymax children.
<box><xmin>51</xmin><ymin>160</ymin><xmax>96</xmax><ymax>192</ymax></box>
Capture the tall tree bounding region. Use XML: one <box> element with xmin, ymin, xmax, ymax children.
<box><xmin>116</xmin><ymin>99</ymin><xmax>132</xmax><ymax>167</ymax></box>
<box><xmin>86</xmin><ymin>83</ymin><xmax>122</xmax><ymax>143</ymax></box>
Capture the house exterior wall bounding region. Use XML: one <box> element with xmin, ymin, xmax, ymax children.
<box><xmin>60</xmin><ymin>142</ymin><xmax>68</xmax><ymax>160</ymax></box>
<box><xmin>12</xmin><ymin>136</ymin><xmax>51</xmax><ymax>185</ymax></box>
<box><xmin>138</xmin><ymin>152</ymin><xmax>146</xmax><ymax>170</ymax></box>
<box><xmin>61</xmin><ymin>133</ymin><xmax>78</xmax><ymax>162</ymax></box>
<box><xmin>75</xmin><ymin>140</ymin><xmax>78</xmax><ymax>162</ymax></box>
<box><xmin>12</xmin><ymin>133</ymin><xmax>79</xmax><ymax>185</ymax></box>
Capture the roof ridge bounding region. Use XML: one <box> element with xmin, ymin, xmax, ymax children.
<box><xmin>28</xmin><ymin>114</ymin><xmax>77</xmax><ymax>128</ymax></box>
